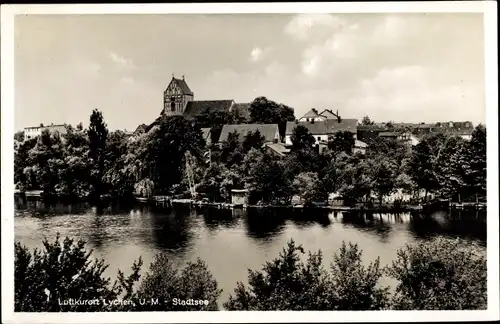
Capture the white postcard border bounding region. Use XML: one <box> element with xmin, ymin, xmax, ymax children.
<box><xmin>1</xmin><ymin>2</ymin><xmax>498</xmax><ymax>323</ymax></box>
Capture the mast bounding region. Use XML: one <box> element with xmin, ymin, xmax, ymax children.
<box><xmin>185</xmin><ymin>151</ymin><xmax>197</xmax><ymax>199</ymax></box>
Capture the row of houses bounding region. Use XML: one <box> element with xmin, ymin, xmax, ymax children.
<box><xmin>198</xmin><ymin>107</ymin><xmax>477</xmax><ymax>158</ymax></box>
<box><xmin>199</xmin><ymin>108</ymin><xmax>366</xmax><ymax>156</ymax></box>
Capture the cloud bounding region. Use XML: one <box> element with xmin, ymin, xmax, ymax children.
<box><xmin>284</xmin><ymin>14</ymin><xmax>345</xmax><ymax>41</ymax></box>
<box><xmin>108</xmin><ymin>51</ymin><xmax>136</xmax><ymax>69</ymax></box>
<box><xmin>249</xmin><ymin>46</ymin><xmax>274</xmax><ymax>63</ymax></box>
<box><xmin>250</xmin><ymin>47</ymin><xmax>264</xmax><ymax>62</ymax></box>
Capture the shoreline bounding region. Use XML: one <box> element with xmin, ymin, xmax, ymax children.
<box><xmin>14</xmin><ymin>191</ymin><xmax>487</xmax><ymax>212</ymax></box>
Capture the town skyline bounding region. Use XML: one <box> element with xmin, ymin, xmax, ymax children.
<box><xmin>15</xmin><ymin>13</ymin><xmax>485</xmax><ymax>132</ymax></box>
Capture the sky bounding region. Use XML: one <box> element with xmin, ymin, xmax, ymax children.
<box><xmin>14</xmin><ymin>13</ymin><xmax>486</xmax><ymax>131</ymax></box>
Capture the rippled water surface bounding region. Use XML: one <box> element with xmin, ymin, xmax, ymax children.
<box><xmin>14</xmin><ymin>199</ymin><xmax>486</xmax><ymax>304</ymax></box>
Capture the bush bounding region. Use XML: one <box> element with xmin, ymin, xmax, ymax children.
<box><xmin>136</xmin><ymin>254</ymin><xmax>222</xmax><ymax>311</ymax></box>
<box><xmin>14</xmin><ymin>236</ymin><xmax>222</xmax><ymax>312</ymax></box>
<box><xmin>14</xmin><ymin>235</ymin><xmax>142</xmax><ymax>312</ymax></box>
<box><xmin>224</xmin><ymin>240</ymin><xmax>389</xmax><ymax>310</ymax></box>
<box><xmin>387</xmin><ymin>237</ymin><xmax>487</xmax><ymax>310</ymax></box>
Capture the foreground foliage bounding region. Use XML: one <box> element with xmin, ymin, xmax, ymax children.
<box><xmin>387</xmin><ymin>237</ymin><xmax>487</xmax><ymax>310</ymax></box>
<box><xmin>14</xmin><ymin>236</ymin><xmax>486</xmax><ymax>311</ymax></box>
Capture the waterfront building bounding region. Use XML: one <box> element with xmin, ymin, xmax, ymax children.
<box><xmin>23</xmin><ymin>123</ymin><xmax>67</xmax><ymax>141</ymax></box>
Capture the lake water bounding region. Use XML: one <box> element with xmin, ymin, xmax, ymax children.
<box><xmin>14</xmin><ymin>199</ymin><xmax>486</xmax><ymax>306</ymax></box>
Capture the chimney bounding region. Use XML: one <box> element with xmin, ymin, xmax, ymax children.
<box><xmin>172</xmin><ymin>73</ymin><xmax>175</xmax><ymax>78</ymax></box>
<box><xmin>312</xmin><ymin>108</ymin><xmax>317</xmax><ymax>114</ymax></box>
<box><xmin>182</xmin><ymin>75</ymin><xmax>185</xmax><ymax>80</ymax></box>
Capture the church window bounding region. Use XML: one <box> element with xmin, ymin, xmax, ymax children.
<box><xmin>171</xmin><ymin>102</ymin><xmax>175</xmax><ymax>112</ymax></box>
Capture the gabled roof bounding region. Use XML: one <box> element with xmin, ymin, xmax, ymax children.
<box><xmin>326</xmin><ymin>118</ymin><xmax>358</xmax><ymax>134</ymax></box>
<box><xmin>355</xmin><ymin>139</ymin><xmax>368</xmax><ymax>148</ymax></box>
<box><xmin>301</xmin><ymin>108</ymin><xmax>322</xmax><ymax>119</ymax></box>
<box><xmin>133</xmin><ymin>124</ymin><xmax>148</xmax><ymax>135</ymax></box>
<box><xmin>265</xmin><ymin>142</ymin><xmax>291</xmax><ymax>156</ymax></box>
<box><xmin>319</xmin><ymin>109</ymin><xmax>339</xmax><ymax>119</ymax></box>
<box><xmin>285</xmin><ymin>121</ymin><xmax>327</xmax><ymax>135</ymax></box>
<box><xmin>286</xmin><ymin>119</ymin><xmax>358</xmax><ymax>136</ymax></box>
<box><xmin>168</xmin><ymin>77</ymin><xmax>193</xmax><ymax>95</ymax></box>
<box><xmin>183</xmin><ymin>100</ymin><xmax>235</xmax><ymax>117</ymax></box>
<box><xmin>219</xmin><ymin>124</ymin><xmax>279</xmax><ymax>143</ymax></box>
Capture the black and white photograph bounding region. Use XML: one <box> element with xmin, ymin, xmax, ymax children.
<box><xmin>1</xmin><ymin>2</ymin><xmax>498</xmax><ymax>323</ymax></box>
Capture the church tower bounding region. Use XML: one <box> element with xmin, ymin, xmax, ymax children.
<box><xmin>163</xmin><ymin>74</ymin><xmax>194</xmax><ymax>116</ymax></box>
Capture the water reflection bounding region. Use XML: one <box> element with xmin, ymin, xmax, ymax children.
<box><xmin>244</xmin><ymin>208</ymin><xmax>287</xmax><ymax>242</ymax></box>
<box><xmin>14</xmin><ymin>200</ymin><xmax>487</xmax><ymax>304</ymax></box>
<box><xmin>290</xmin><ymin>208</ymin><xmax>332</xmax><ymax>229</ymax></box>
<box><xmin>199</xmin><ymin>207</ymin><xmax>239</xmax><ymax>232</ymax></box>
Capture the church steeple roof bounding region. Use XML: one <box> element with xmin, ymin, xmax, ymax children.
<box><xmin>171</xmin><ymin>75</ymin><xmax>193</xmax><ymax>95</ymax></box>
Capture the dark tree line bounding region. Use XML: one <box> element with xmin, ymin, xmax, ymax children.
<box><xmin>15</xmin><ymin>103</ymin><xmax>486</xmax><ymax>207</ymax></box>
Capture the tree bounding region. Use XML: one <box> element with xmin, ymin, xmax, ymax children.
<box><xmin>136</xmin><ymin>254</ymin><xmax>222</xmax><ymax>311</ymax></box>
<box><xmin>293</xmin><ymin>172</ymin><xmax>327</xmax><ymax>206</ymax></box>
<box><xmin>372</xmin><ymin>157</ymin><xmax>396</xmax><ymax>205</ymax></box>
<box><xmin>145</xmin><ymin>115</ymin><xmax>205</xmax><ymax>194</ymax></box>
<box><xmin>197</xmin><ymin>163</ymin><xmax>227</xmax><ymax>202</ymax></box>
<box><xmin>14</xmin><ymin>131</ymin><xmax>25</xmax><ymax>142</ymax></box>
<box><xmin>361</xmin><ymin>116</ymin><xmax>374</xmax><ymax>126</ymax></box>
<box><xmin>387</xmin><ymin>237</ymin><xmax>487</xmax><ymax>310</ymax></box>
<box><xmin>244</xmin><ymin>151</ymin><xmax>292</xmax><ymax>205</ymax></box>
<box><xmin>463</xmin><ymin>125</ymin><xmax>486</xmax><ymax>198</ymax></box>
<box><xmin>224</xmin><ymin>240</ymin><xmax>332</xmax><ymax>310</ymax></box>
<box><xmin>24</xmin><ymin>130</ymin><xmax>65</xmax><ymax>196</ymax></box>
<box><xmin>224</xmin><ymin>240</ymin><xmax>389</xmax><ymax>311</ymax></box>
<box><xmin>14</xmin><ymin>137</ymin><xmax>38</xmax><ymax>190</ymax></box>
<box><xmin>14</xmin><ymin>235</ymin><xmax>142</xmax><ymax>312</ymax></box>
<box><xmin>407</xmin><ymin>134</ymin><xmax>442</xmax><ymax>200</ymax></box>
<box><xmin>220</xmin><ymin>131</ymin><xmax>244</xmax><ymax>168</ymax></box>
<box><xmin>290</xmin><ymin>124</ymin><xmax>315</xmax><ymax>151</ymax></box>
<box><xmin>242</xmin><ymin>130</ymin><xmax>265</xmax><ymax>153</ymax></box>
<box><xmin>249</xmin><ymin>97</ymin><xmax>295</xmax><ymax>137</ymax></box>
<box><xmin>327</xmin><ymin>131</ymin><xmax>355</xmax><ymax>154</ymax></box>
<box><xmin>329</xmin><ymin>242</ymin><xmax>390</xmax><ymax>310</ymax></box>
<box><xmin>87</xmin><ymin>109</ymin><xmax>109</xmax><ymax>201</ymax></box>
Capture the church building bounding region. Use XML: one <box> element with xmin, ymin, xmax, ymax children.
<box><xmin>162</xmin><ymin>74</ymin><xmax>250</xmax><ymax>120</ymax></box>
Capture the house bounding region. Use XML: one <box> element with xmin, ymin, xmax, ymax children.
<box><xmin>353</xmin><ymin>140</ymin><xmax>368</xmax><ymax>154</ymax></box>
<box><xmin>231</xmin><ymin>189</ymin><xmax>249</xmax><ymax>206</ymax></box>
<box><xmin>319</xmin><ymin>109</ymin><xmax>340</xmax><ymax>120</ymax></box>
<box><xmin>285</xmin><ymin>120</ymin><xmax>329</xmax><ymax>146</ymax></box>
<box><xmin>356</xmin><ymin>125</ymin><xmax>387</xmax><ymax>143</ymax></box>
<box><xmin>284</xmin><ymin>118</ymin><xmax>358</xmax><ymax>147</ymax></box>
<box><xmin>24</xmin><ymin>123</ymin><xmax>67</xmax><ymax>141</ymax></box>
<box><xmin>298</xmin><ymin>108</ymin><xmax>327</xmax><ymax>122</ymax></box>
<box><xmin>161</xmin><ymin>74</ymin><xmax>251</xmax><ymax>120</ymax></box>
<box><xmin>218</xmin><ymin>124</ymin><xmax>280</xmax><ymax>144</ymax></box>
<box><xmin>265</xmin><ymin>142</ymin><xmax>291</xmax><ymax>157</ymax></box>
<box><xmin>434</xmin><ymin>121</ymin><xmax>474</xmax><ymax>140</ymax></box>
